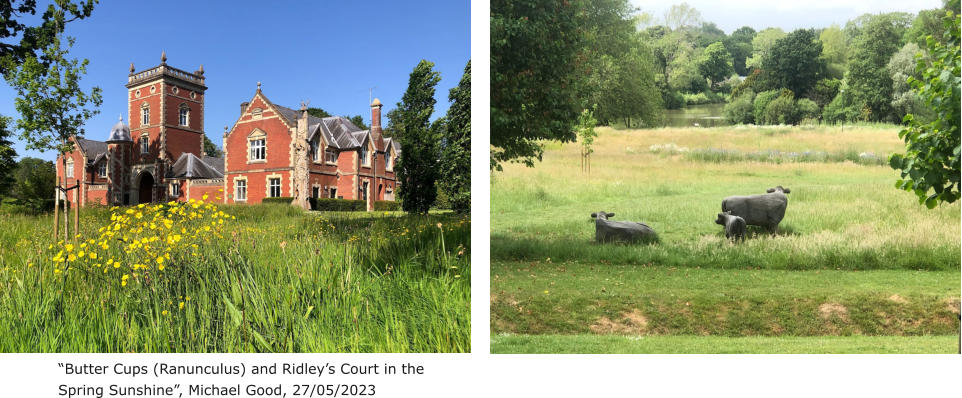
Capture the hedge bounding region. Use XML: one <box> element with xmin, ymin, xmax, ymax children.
<box><xmin>310</xmin><ymin>198</ymin><xmax>366</xmax><ymax>211</ymax></box>
<box><xmin>261</xmin><ymin>197</ymin><xmax>294</xmax><ymax>205</ymax></box>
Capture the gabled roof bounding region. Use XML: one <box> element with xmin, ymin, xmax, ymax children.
<box><xmin>383</xmin><ymin>137</ymin><xmax>401</xmax><ymax>154</ymax></box>
<box><xmin>202</xmin><ymin>155</ymin><xmax>225</xmax><ymax>175</ymax></box>
<box><xmin>167</xmin><ymin>152</ymin><xmax>224</xmax><ymax>179</ymax></box>
<box><xmin>306</xmin><ymin>116</ymin><xmax>367</xmax><ymax>150</ymax></box>
<box><xmin>76</xmin><ymin>138</ymin><xmax>108</xmax><ymax>163</ymax></box>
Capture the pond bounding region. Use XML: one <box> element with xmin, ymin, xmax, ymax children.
<box><xmin>662</xmin><ymin>103</ymin><xmax>729</xmax><ymax>128</ymax></box>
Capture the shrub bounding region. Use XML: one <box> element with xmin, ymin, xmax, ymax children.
<box><xmin>372</xmin><ymin>201</ymin><xmax>401</xmax><ymax>211</ymax></box>
<box><xmin>261</xmin><ymin>197</ymin><xmax>294</xmax><ymax>205</ymax></box>
<box><xmin>311</xmin><ymin>198</ymin><xmax>366</xmax><ymax>211</ymax></box>
<box><xmin>724</xmin><ymin>93</ymin><xmax>755</xmax><ymax>124</ymax></box>
<box><xmin>796</xmin><ymin>98</ymin><xmax>820</xmax><ymax>121</ymax></box>
<box><xmin>753</xmin><ymin>90</ymin><xmax>781</xmax><ymax>123</ymax></box>
<box><xmin>763</xmin><ymin>94</ymin><xmax>797</xmax><ymax>125</ymax></box>
<box><xmin>822</xmin><ymin>93</ymin><xmax>861</xmax><ymax>124</ymax></box>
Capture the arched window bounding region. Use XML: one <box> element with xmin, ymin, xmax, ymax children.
<box><xmin>178</xmin><ymin>104</ymin><xmax>189</xmax><ymax>126</ymax></box>
<box><xmin>141</xmin><ymin>103</ymin><xmax>150</xmax><ymax>126</ymax></box>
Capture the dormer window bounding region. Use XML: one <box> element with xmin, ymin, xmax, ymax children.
<box><xmin>310</xmin><ymin>139</ymin><xmax>319</xmax><ymax>162</ymax></box>
<box><xmin>140</xmin><ymin>136</ymin><xmax>149</xmax><ymax>154</ymax></box>
<box><xmin>325</xmin><ymin>147</ymin><xmax>338</xmax><ymax>163</ymax></box>
<box><xmin>98</xmin><ymin>162</ymin><xmax>107</xmax><ymax>178</ymax></box>
<box><xmin>386</xmin><ymin>150</ymin><xmax>394</xmax><ymax>171</ymax></box>
<box><xmin>178</xmin><ymin>104</ymin><xmax>189</xmax><ymax>126</ymax></box>
<box><xmin>141</xmin><ymin>103</ymin><xmax>150</xmax><ymax>126</ymax></box>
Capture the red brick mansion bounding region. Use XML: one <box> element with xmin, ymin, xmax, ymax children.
<box><xmin>56</xmin><ymin>55</ymin><xmax>399</xmax><ymax>210</ymax></box>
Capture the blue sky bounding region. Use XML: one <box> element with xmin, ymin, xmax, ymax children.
<box><xmin>0</xmin><ymin>0</ymin><xmax>470</xmax><ymax>161</ymax></box>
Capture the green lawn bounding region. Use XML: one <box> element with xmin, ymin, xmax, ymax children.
<box><xmin>491</xmin><ymin>334</ymin><xmax>960</xmax><ymax>354</ymax></box>
<box><xmin>0</xmin><ymin>203</ymin><xmax>470</xmax><ymax>352</ymax></box>
<box><xmin>491</xmin><ymin>125</ymin><xmax>960</xmax><ymax>353</ymax></box>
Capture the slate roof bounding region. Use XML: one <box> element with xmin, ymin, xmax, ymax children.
<box><xmin>202</xmin><ymin>155</ymin><xmax>225</xmax><ymax>175</ymax></box>
<box><xmin>167</xmin><ymin>152</ymin><xmax>224</xmax><ymax>179</ymax></box>
<box><xmin>76</xmin><ymin>138</ymin><xmax>108</xmax><ymax>164</ymax></box>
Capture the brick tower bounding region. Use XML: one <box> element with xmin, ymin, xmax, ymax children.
<box><xmin>125</xmin><ymin>51</ymin><xmax>207</xmax><ymax>203</ymax></box>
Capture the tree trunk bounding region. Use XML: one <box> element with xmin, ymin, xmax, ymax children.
<box><xmin>73</xmin><ymin>185</ymin><xmax>79</xmax><ymax>238</ymax></box>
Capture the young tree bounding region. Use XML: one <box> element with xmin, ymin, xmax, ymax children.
<box><xmin>0</xmin><ymin>116</ymin><xmax>17</xmax><ymax>199</ymax></box>
<box><xmin>4</xmin><ymin>33</ymin><xmax>102</xmax><ymax>239</ymax></box>
<box><xmin>890</xmin><ymin>12</ymin><xmax>961</xmax><ymax>208</ymax></box>
<box><xmin>395</xmin><ymin>60</ymin><xmax>441</xmax><ymax>214</ymax></box>
<box><xmin>576</xmin><ymin>107</ymin><xmax>597</xmax><ymax>174</ymax></box>
<box><xmin>438</xmin><ymin>61</ymin><xmax>470</xmax><ymax>214</ymax></box>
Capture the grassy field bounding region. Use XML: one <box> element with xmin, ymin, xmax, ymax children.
<box><xmin>0</xmin><ymin>202</ymin><xmax>470</xmax><ymax>352</ymax></box>
<box><xmin>491</xmin><ymin>125</ymin><xmax>960</xmax><ymax>354</ymax></box>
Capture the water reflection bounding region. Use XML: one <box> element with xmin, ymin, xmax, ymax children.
<box><xmin>662</xmin><ymin>103</ymin><xmax>728</xmax><ymax>127</ymax></box>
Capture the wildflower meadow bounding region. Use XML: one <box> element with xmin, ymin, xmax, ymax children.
<box><xmin>0</xmin><ymin>195</ymin><xmax>470</xmax><ymax>352</ymax></box>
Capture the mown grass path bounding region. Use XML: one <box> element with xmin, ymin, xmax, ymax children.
<box><xmin>491</xmin><ymin>125</ymin><xmax>960</xmax><ymax>353</ymax></box>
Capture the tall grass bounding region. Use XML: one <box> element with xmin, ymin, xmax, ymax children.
<box><xmin>0</xmin><ymin>204</ymin><xmax>470</xmax><ymax>353</ymax></box>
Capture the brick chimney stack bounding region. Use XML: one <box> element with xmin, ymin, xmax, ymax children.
<box><xmin>370</xmin><ymin>98</ymin><xmax>383</xmax><ymax>145</ymax></box>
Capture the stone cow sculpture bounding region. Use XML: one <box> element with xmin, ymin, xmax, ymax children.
<box><xmin>721</xmin><ymin>186</ymin><xmax>791</xmax><ymax>235</ymax></box>
<box><xmin>590</xmin><ymin>211</ymin><xmax>657</xmax><ymax>243</ymax></box>
<box><xmin>715</xmin><ymin>211</ymin><xmax>746</xmax><ymax>242</ymax></box>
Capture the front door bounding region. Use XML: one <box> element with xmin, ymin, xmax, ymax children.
<box><xmin>138</xmin><ymin>172</ymin><xmax>154</xmax><ymax>204</ymax></box>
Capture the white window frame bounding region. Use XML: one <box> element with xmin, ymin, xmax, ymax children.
<box><xmin>98</xmin><ymin>162</ymin><xmax>107</xmax><ymax>178</ymax></box>
<box><xmin>360</xmin><ymin>145</ymin><xmax>370</xmax><ymax>167</ymax></box>
<box><xmin>66</xmin><ymin>160</ymin><xmax>74</xmax><ymax>178</ymax></box>
<box><xmin>235</xmin><ymin>179</ymin><xmax>247</xmax><ymax>201</ymax></box>
<box><xmin>310</xmin><ymin>139</ymin><xmax>319</xmax><ymax>162</ymax></box>
<box><xmin>385</xmin><ymin>149</ymin><xmax>394</xmax><ymax>171</ymax></box>
<box><xmin>325</xmin><ymin>147</ymin><xmax>338</xmax><ymax>164</ymax></box>
<box><xmin>268</xmin><ymin>178</ymin><xmax>281</xmax><ymax>198</ymax></box>
<box><xmin>250</xmin><ymin>138</ymin><xmax>266</xmax><ymax>161</ymax></box>
<box><xmin>178</xmin><ymin>105</ymin><xmax>189</xmax><ymax>126</ymax></box>
<box><xmin>141</xmin><ymin>104</ymin><xmax>150</xmax><ymax>126</ymax></box>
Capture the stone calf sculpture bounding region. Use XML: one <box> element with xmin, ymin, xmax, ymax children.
<box><xmin>590</xmin><ymin>211</ymin><xmax>657</xmax><ymax>243</ymax></box>
<box><xmin>721</xmin><ymin>186</ymin><xmax>791</xmax><ymax>235</ymax></box>
<box><xmin>715</xmin><ymin>211</ymin><xmax>746</xmax><ymax>242</ymax></box>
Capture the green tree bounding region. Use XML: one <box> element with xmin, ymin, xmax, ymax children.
<box><xmin>692</xmin><ymin>22</ymin><xmax>726</xmax><ymax>48</ymax></box>
<box><xmin>0</xmin><ymin>0</ymin><xmax>96</xmax><ymax>76</ymax></box>
<box><xmin>698</xmin><ymin>42</ymin><xmax>733</xmax><ymax>89</ymax></box>
<box><xmin>576</xmin><ymin>107</ymin><xmax>598</xmax><ymax>174</ymax></box>
<box><xmin>663</xmin><ymin>2</ymin><xmax>702</xmax><ymax>31</ymax></box>
<box><xmin>890</xmin><ymin>12</ymin><xmax>961</xmax><ymax>208</ymax></box>
<box><xmin>202</xmin><ymin>135</ymin><xmax>222</xmax><ymax>157</ymax></box>
<box><xmin>12</xmin><ymin>156</ymin><xmax>55</xmax><ymax>213</ymax></box>
<box><xmin>745</xmin><ymin>27</ymin><xmax>785</xmax><ymax>71</ymax></box>
<box><xmin>491</xmin><ymin>0</ymin><xmax>587</xmax><ymax>170</ymax></box>
<box><xmin>395</xmin><ymin>60</ymin><xmax>440</xmax><ymax>214</ymax></box>
<box><xmin>887</xmin><ymin>42</ymin><xmax>930</xmax><ymax>122</ymax></box>
<box><xmin>847</xmin><ymin>13</ymin><xmax>909</xmax><ymax>122</ymax></box>
<box><xmin>346</xmin><ymin>115</ymin><xmax>368</xmax><ymax>130</ymax></box>
<box><xmin>0</xmin><ymin>116</ymin><xmax>17</xmax><ymax>198</ymax></box>
<box><xmin>438</xmin><ymin>61</ymin><xmax>470</xmax><ymax>214</ymax></box>
<box><xmin>819</xmin><ymin>25</ymin><xmax>848</xmax><ymax>79</ymax></box>
<box><xmin>726</xmin><ymin>26</ymin><xmax>755</xmax><ymax>76</ymax></box>
<box><xmin>306</xmin><ymin>107</ymin><xmax>331</xmax><ymax>118</ymax></box>
<box><xmin>759</xmin><ymin>29</ymin><xmax>824</xmax><ymax>97</ymax></box>
<box><xmin>4</xmin><ymin>32</ymin><xmax>102</xmax><ymax>239</ymax></box>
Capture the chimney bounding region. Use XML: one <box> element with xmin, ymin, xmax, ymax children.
<box><xmin>240</xmin><ymin>102</ymin><xmax>249</xmax><ymax>116</ymax></box>
<box><xmin>370</xmin><ymin>98</ymin><xmax>383</xmax><ymax>143</ymax></box>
